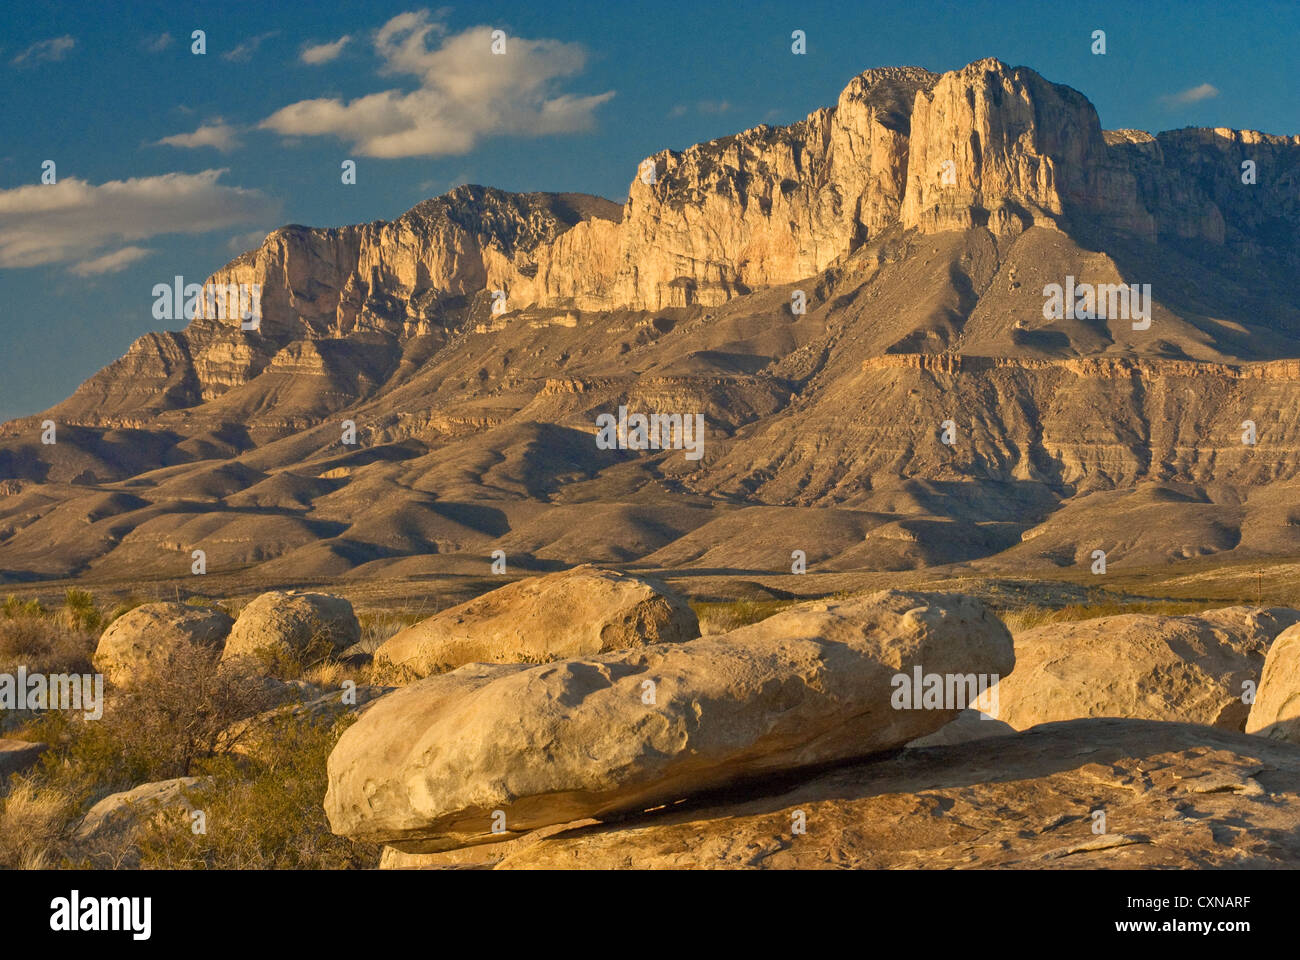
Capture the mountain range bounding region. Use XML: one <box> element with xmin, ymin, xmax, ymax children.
<box><xmin>3</xmin><ymin>57</ymin><xmax>1299</xmax><ymax>588</ymax></box>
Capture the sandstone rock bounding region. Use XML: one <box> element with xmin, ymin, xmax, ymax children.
<box><xmin>93</xmin><ymin>602</ymin><xmax>233</xmax><ymax>686</ymax></box>
<box><xmin>75</xmin><ymin>776</ymin><xmax>213</xmax><ymax>843</ymax></box>
<box><xmin>374</xmin><ymin>565</ymin><xmax>700</xmax><ymax>682</ymax></box>
<box><xmin>996</xmin><ymin>606</ymin><xmax>1300</xmax><ymax>731</ymax></box>
<box><xmin>220</xmin><ymin>591</ymin><xmax>360</xmax><ymax>672</ymax></box>
<box><xmin>429</xmin><ymin>719</ymin><xmax>1300</xmax><ymax>869</ymax></box>
<box><xmin>0</xmin><ymin>738</ymin><xmax>48</xmax><ymax>777</ymax></box>
<box><xmin>1246</xmin><ymin>623</ymin><xmax>1300</xmax><ymax>742</ymax></box>
<box><xmin>327</xmin><ymin>590</ymin><xmax>1013</xmax><ymax>850</ymax></box>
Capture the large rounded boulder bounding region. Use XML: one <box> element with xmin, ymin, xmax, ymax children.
<box><xmin>374</xmin><ymin>565</ymin><xmax>700</xmax><ymax>682</ymax></box>
<box><xmin>220</xmin><ymin>591</ymin><xmax>360</xmax><ymax>673</ymax></box>
<box><xmin>1246</xmin><ymin>623</ymin><xmax>1300</xmax><ymax>743</ymax></box>
<box><xmin>94</xmin><ymin>602</ymin><xmax>233</xmax><ymax>686</ymax></box>
<box><xmin>997</xmin><ymin>606</ymin><xmax>1300</xmax><ymax>731</ymax></box>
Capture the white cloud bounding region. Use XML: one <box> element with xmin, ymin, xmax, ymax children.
<box><xmin>260</xmin><ymin>11</ymin><xmax>614</xmax><ymax>158</ymax></box>
<box><xmin>301</xmin><ymin>35</ymin><xmax>351</xmax><ymax>64</ymax></box>
<box><xmin>0</xmin><ymin>170</ymin><xmax>275</xmax><ymax>270</ymax></box>
<box><xmin>71</xmin><ymin>246</ymin><xmax>153</xmax><ymax>276</ymax></box>
<box><xmin>1160</xmin><ymin>83</ymin><xmax>1220</xmax><ymax>107</ymax></box>
<box><xmin>668</xmin><ymin>100</ymin><xmax>733</xmax><ymax>118</ymax></box>
<box><xmin>144</xmin><ymin>32</ymin><xmax>173</xmax><ymax>53</ymax></box>
<box><xmin>226</xmin><ymin>228</ymin><xmax>271</xmax><ymax>252</ymax></box>
<box><xmin>11</xmin><ymin>35</ymin><xmax>75</xmax><ymax>66</ymax></box>
<box><xmin>154</xmin><ymin>120</ymin><xmax>244</xmax><ymax>153</ymax></box>
<box><xmin>223</xmin><ymin>31</ymin><xmax>279</xmax><ymax>62</ymax></box>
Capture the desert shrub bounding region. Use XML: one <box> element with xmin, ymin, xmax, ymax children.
<box><xmin>0</xmin><ymin>779</ymin><xmax>78</xmax><ymax>869</ymax></box>
<box><xmin>4</xmin><ymin>614</ymin><xmax>385</xmax><ymax>870</ymax></box>
<box><xmin>357</xmin><ymin>609</ymin><xmax>418</xmax><ymax>649</ymax></box>
<box><xmin>122</xmin><ymin>713</ymin><xmax>381</xmax><ymax>870</ymax></box>
<box><xmin>245</xmin><ymin>628</ymin><xmax>337</xmax><ymax>681</ymax></box>
<box><xmin>692</xmin><ymin>598</ymin><xmax>796</xmax><ymax>635</ymax></box>
<box><xmin>998</xmin><ymin>600</ymin><xmax>1220</xmax><ymax>634</ymax></box>
<box><xmin>104</xmin><ymin>594</ymin><xmax>144</xmax><ymax>625</ymax></box>
<box><xmin>57</xmin><ymin>589</ymin><xmax>106</xmax><ymax>634</ymax></box>
<box><xmin>0</xmin><ymin>612</ymin><xmax>96</xmax><ymax>677</ymax></box>
<box><xmin>2</xmin><ymin>596</ymin><xmax>46</xmax><ymax>619</ymax></box>
<box><xmin>103</xmin><ymin>643</ymin><xmax>281</xmax><ymax>780</ymax></box>
<box><xmin>19</xmin><ymin>639</ymin><xmax>279</xmax><ymax>795</ymax></box>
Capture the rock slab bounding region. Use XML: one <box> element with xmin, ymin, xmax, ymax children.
<box><xmin>327</xmin><ymin>590</ymin><xmax>1013</xmax><ymax>850</ymax></box>
<box><xmin>394</xmin><ymin>719</ymin><xmax>1300</xmax><ymax>869</ymax></box>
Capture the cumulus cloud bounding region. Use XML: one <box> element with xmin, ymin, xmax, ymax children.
<box><xmin>260</xmin><ymin>10</ymin><xmax>614</xmax><ymax>157</ymax></box>
<box><xmin>153</xmin><ymin>120</ymin><xmax>244</xmax><ymax>153</ymax></box>
<box><xmin>0</xmin><ymin>170</ymin><xmax>275</xmax><ymax>270</ymax></box>
<box><xmin>11</xmin><ymin>35</ymin><xmax>75</xmax><ymax>66</ymax></box>
<box><xmin>70</xmin><ymin>246</ymin><xmax>153</xmax><ymax>276</ymax></box>
<box><xmin>301</xmin><ymin>35</ymin><xmax>351</xmax><ymax>64</ymax></box>
<box><xmin>1160</xmin><ymin>83</ymin><xmax>1220</xmax><ymax>107</ymax></box>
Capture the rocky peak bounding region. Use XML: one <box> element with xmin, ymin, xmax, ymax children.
<box><xmin>901</xmin><ymin>58</ymin><xmax>1152</xmax><ymax>237</ymax></box>
<box><xmin>189</xmin><ymin>58</ymin><xmax>1300</xmax><ymax>327</ymax></box>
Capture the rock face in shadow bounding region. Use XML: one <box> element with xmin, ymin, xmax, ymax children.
<box><xmin>378</xmin><ymin>719</ymin><xmax>1300</xmax><ymax>869</ymax></box>
<box><xmin>1246</xmin><ymin>623</ymin><xmax>1300</xmax><ymax>742</ymax></box>
<box><xmin>0</xmin><ymin>739</ymin><xmax>48</xmax><ymax>778</ymax></box>
<box><xmin>996</xmin><ymin>606</ymin><xmax>1300</xmax><ymax>731</ymax></box>
<box><xmin>326</xmin><ymin>590</ymin><xmax>1012</xmax><ymax>851</ymax></box>
<box><xmin>373</xmin><ymin>564</ymin><xmax>699</xmax><ymax>682</ymax></box>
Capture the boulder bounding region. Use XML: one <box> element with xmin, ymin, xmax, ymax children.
<box><xmin>996</xmin><ymin>606</ymin><xmax>1300</xmax><ymax>732</ymax></box>
<box><xmin>1246</xmin><ymin>623</ymin><xmax>1300</xmax><ymax>742</ymax></box>
<box><xmin>75</xmin><ymin>776</ymin><xmax>213</xmax><ymax>843</ymax></box>
<box><xmin>220</xmin><ymin>591</ymin><xmax>360</xmax><ymax>672</ymax></box>
<box><xmin>327</xmin><ymin>590</ymin><xmax>1013</xmax><ymax>850</ymax></box>
<box><xmin>373</xmin><ymin>565</ymin><xmax>700</xmax><ymax>682</ymax></box>
<box><xmin>93</xmin><ymin>602</ymin><xmax>233</xmax><ymax>686</ymax></box>
<box><xmin>413</xmin><ymin>719</ymin><xmax>1300</xmax><ymax>869</ymax></box>
<box><xmin>0</xmin><ymin>738</ymin><xmax>48</xmax><ymax>777</ymax></box>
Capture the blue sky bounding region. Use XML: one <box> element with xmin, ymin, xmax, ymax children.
<box><xmin>1</xmin><ymin>0</ymin><xmax>1297</xmax><ymax>421</ymax></box>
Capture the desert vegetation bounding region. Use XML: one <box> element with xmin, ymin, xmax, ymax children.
<box><xmin>0</xmin><ymin>588</ymin><xmax>382</xmax><ymax>869</ymax></box>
